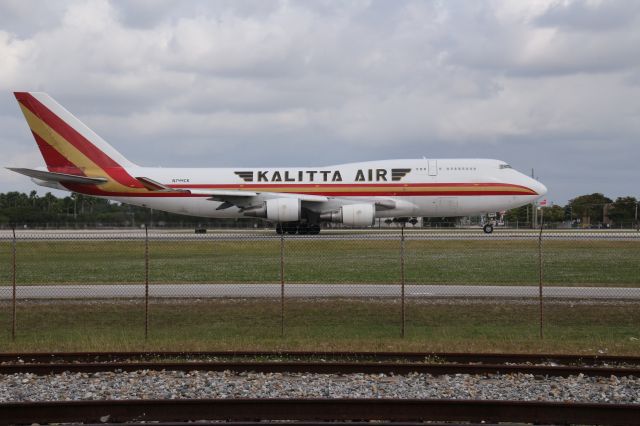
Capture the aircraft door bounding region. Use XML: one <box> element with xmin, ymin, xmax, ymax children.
<box><xmin>416</xmin><ymin>159</ymin><xmax>438</xmax><ymax>176</ymax></box>
<box><xmin>428</xmin><ymin>159</ymin><xmax>438</xmax><ymax>176</ymax></box>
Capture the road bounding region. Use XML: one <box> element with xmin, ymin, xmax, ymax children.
<box><xmin>1</xmin><ymin>284</ymin><xmax>639</xmax><ymax>299</ymax></box>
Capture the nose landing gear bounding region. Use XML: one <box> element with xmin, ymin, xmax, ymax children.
<box><xmin>483</xmin><ymin>223</ymin><xmax>494</xmax><ymax>234</ymax></box>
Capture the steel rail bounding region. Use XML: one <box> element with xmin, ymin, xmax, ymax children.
<box><xmin>1</xmin><ymin>360</ymin><xmax>640</xmax><ymax>377</ymax></box>
<box><xmin>1</xmin><ymin>350</ymin><xmax>639</xmax><ymax>365</ymax></box>
<box><xmin>90</xmin><ymin>423</ymin><xmax>480</xmax><ymax>426</ymax></box>
<box><xmin>0</xmin><ymin>398</ymin><xmax>638</xmax><ymax>425</ymax></box>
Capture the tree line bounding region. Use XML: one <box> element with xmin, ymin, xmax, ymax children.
<box><xmin>504</xmin><ymin>193</ymin><xmax>638</xmax><ymax>228</ymax></box>
<box><xmin>0</xmin><ymin>191</ymin><xmax>637</xmax><ymax>228</ymax></box>
<box><xmin>0</xmin><ymin>191</ymin><xmax>260</xmax><ymax>228</ymax></box>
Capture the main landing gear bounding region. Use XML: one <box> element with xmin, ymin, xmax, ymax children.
<box><xmin>483</xmin><ymin>223</ymin><xmax>494</xmax><ymax>234</ymax></box>
<box><xmin>275</xmin><ymin>222</ymin><xmax>321</xmax><ymax>235</ymax></box>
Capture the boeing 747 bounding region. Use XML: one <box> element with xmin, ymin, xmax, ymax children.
<box><xmin>8</xmin><ymin>92</ymin><xmax>547</xmax><ymax>234</ymax></box>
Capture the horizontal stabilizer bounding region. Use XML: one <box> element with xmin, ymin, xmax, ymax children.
<box><xmin>7</xmin><ymin>168</ymin><xmax>107</xmax><ymax>185</ymax></box>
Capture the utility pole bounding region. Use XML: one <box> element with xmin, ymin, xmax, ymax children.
<box><xmin>531</xmin><ymin>168</ymin><xmax>537</xmax><ymax>229</ymax></box>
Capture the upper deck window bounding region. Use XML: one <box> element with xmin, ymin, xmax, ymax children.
<box><xmin>446</xmin><ymin>166</ymin><xmax>477</xmax><ymax>171</ymax></box>
<box><xmin>499</xmin><ymin>164</ymin><xmax>512</xmax><ymax>169</ymax></box>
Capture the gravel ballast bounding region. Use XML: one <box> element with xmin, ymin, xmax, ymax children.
<box><xmin>1</xmin><ymin>370</ymin><xmax>639</xmax><ymax>403</ymax></box>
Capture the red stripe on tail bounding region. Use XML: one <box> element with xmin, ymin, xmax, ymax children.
<box><xmin>32</xmin><ymin>132</ymin><xmax>85</xmax><ymax>175</ymax></box>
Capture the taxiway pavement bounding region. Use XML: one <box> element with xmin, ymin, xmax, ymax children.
<box><xmin>1</xmin><ymin>229</ymin><xmax>639</xmax><ymax>242</ymax></box>
<box><xmin>1</xmin><ymin>284</ymin><xmax>638</xmax><ymax>300</ymax></box>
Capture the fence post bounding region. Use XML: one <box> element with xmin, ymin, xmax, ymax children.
<box><xmin>400</xmin><ymin>224</ymin><xmax>406</xmax><ymax>338</ymax></box>
<box><xmin>144</xmin><ymin>225</ymin><xmax>149</xmax><ymax>340</ymax></box>
<box><xmin>11</xmin><ymin>225</ymin><xmax>16</xmax><ymax>341</ymax></box>
<box><xmin>538</xmin><ymin>211</ymin><xmax>544</xmax><ymax>340</ymax></box>
<box><xmin>280</xmin><ymin>231</ymin><xmax>285</xmax><ymax>337</ymax></box>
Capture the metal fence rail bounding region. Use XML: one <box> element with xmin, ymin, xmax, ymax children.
<box><xmin>1</xmin><ymin>227</ymin><xmax>639</xmax><ymax>342</ymax></box>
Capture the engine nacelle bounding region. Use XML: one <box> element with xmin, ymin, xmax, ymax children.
<box><xmin>244</xmin><ymin>198</ymin><xmax>301</xmax><ymax>222</ymax></box>
<box><xmin>266</xmin><ymin>198</ymin><xmax>301</xmax><ymax>222</ymax></box>
<box><xmin>244</xmin><ymin>198</ymin><xmax>302</xmax><ymax>222</ymax></box>
<box><xmin>321</xmin><ymin>203</ymin><xmax>375</xmax><ymax>226</ymax></box>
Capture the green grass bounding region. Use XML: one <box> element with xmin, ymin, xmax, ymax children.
<box><xmin>1</xmin><ymin>299</ymin><xmax>638</xmax><ymax>354</ymax></box>
<box><xmin>0</xmin><ymin>239</ymin><xmax>638</xmax><ymax>286</ymax></box>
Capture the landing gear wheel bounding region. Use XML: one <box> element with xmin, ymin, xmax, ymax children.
<box><xmin>297</xmin><ymin>223</ymin><xmax>309</xmax><ymax>235</ymax></box>
<box><xmin>284</xmin><ymin>223</ymin><xmax>298</xmax><ymax>235</ymax></box>
<box><xmin>275</xmin><ymin>223</ymin><xmax>284</xmax><ymax>235</ymax></box>
<box><xmin>309</xmin><ymin>224</ymin><xmax>321</xmax><ymax>235</ymax></box>
<box><xmin>483</xmin><ymin>224</ymin><xmax>494</xmax><ymax>234</ymax></box>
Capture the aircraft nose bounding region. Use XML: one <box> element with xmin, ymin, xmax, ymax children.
<box><xmin>532</xmin><ymin>179</ymin><xmax>547</xmax><ymax>197</ymax></box>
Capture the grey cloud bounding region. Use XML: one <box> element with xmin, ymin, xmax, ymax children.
<box><xmin>0</xmin><ymin>0</ymin><xmax>69</xmax><ymax>38</ymax></box>
<box><xmin>535</xmin><ymin>0</ymin><xmax>640</xmax><ymax>32</ymax></box>
<box><xmin>1</xmin><ymin>0</ymin><xmax>639</xmax><ymax>205</ymax></box>
<box><xmin>441</xmin><ymin>2</ymin><xmax>640</xmax><ymax>77</ymax></box>
<box><xmin>113</xmin><ymin>0</ymin><xmax>279</xmax><ymax>29</ymax></box>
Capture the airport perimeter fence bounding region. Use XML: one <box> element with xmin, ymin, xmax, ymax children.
<box><xmin>1</xmin><ymin>227</ymin><xmax>639</xmax><ymax>347</ymax></box>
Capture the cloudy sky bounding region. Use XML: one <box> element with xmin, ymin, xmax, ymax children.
<box><xmin>1</xmin><ymin>0</ymin><xmax>639</xmax><ymax>205</ymax></box>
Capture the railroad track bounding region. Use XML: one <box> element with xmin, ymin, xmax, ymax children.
<box><xmin>2</xmin><ymin>350</ymin><xmax>640</xmax><ymax>377</ymax></box>
<box><xmin>2</xmin><ymin>359</ymin><xmax>640</xmax><ymax>377</ymax></box>
<box><xmin>2</xmin><ymin>349</ymin><xmax>640</xmax><ymax>364</ymax></box>
<box><xmin>1</xmin><ymin>399</ymin><xmax>639</xmax><ymax>425</ymax></box>
<box><xmin>2</xmin><ymin>351</ymin><xmax>639</xmax><ymax>425</ymax></box>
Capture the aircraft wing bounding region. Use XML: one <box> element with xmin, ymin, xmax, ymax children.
<box><xmin>135</xmin><ymin>177</ymin><xmax>328</xmax><ymax>208</ymax></box>
<box><xmin>7</xmin><ymin>168</ymin><xmax>108</xmax><ymax>185</ymax></box>
<box><xmin>189</xmin><ymin>189</ymin><xmax>259</xmax><ymax>198</ymax></box>
<box><xmin>134</xmin><ymin>177</ymin><xmax>400</xmax><ymax>209</ymax></box>
<box><xmin>201</xmin><ymin>190</ymin><xmax>393</xmax><ymax>212</ymax></box>
<box><xmin>14</xmin><ymin>171</ymin><xmax>389</xmax><ymax>211</ymax></box>
<box><xmin>191</xmin><ymin>189</ymin><xmax>328</xmax><ymax>209</ymax></box>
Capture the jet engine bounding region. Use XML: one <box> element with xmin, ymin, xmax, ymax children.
<box><xmin>244</xmin><ymin>198</ymin><xmax>301</xmax><ymax>222</ymax></box>
<box><xmin>320</xmin><ymin>203</ymin><xmax>375</xmax><ymax>226</ymax></box>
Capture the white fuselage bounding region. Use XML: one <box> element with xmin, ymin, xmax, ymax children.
<box><xmin>107</xmin><ymin>158</ymin><xmax>546</xmax><ymax>219</ymax></box>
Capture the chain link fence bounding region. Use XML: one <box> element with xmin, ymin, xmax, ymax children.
<box><xmin>1</xmin><ymin>227</ymin><xmax>639</xmax><ymax>347</ymax></box>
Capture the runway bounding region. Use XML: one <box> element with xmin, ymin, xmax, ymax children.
<box><xmin>1</xmin><ymin>229</ymin><xmax>639</xmax><ymax>241</ymax></box>
<box><xmin>1</xmin><ymin>284</ymin><xmax>639</xmax><ymax>300</ymax></box>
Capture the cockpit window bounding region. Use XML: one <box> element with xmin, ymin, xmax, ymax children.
<box><xmin>499</xmin><ymin>164</ymin><xmax>512</xmax><ymax>169</ymax></box>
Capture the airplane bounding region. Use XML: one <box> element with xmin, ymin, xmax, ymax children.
<box><xmin>8</xmin><ymin>92</ymin><xmax>547</xmax><ymax>234</ymax></box>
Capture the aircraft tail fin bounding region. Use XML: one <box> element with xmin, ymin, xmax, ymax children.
<box><xmin>12</xmin><ymin>92</ymin><xmax>148</xmax><ymax>193</ymax></box>
<box><xmin>13</xmin><ymin>92</ymin><xmax>137</xmax><ymax>175</ymax></box>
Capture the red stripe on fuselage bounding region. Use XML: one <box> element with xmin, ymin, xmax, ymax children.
<box><xmin>64</xmin><ymin>182</ymin><xmax>537</xmax><ymax>198</ymax></box>
<box><xmin>62</xmin><ymin>179</ymin><xmax>538</xmax><ymax>197</ymax></box>
<box><xmin>61</xmin><ymin>190</ymin><xmax>535</xmax><ymax>197</ymax></box>
<box><xmin>168</xmin><ymin>182</ymin><xmax>535</xmax><ymax>191</ymax></box>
